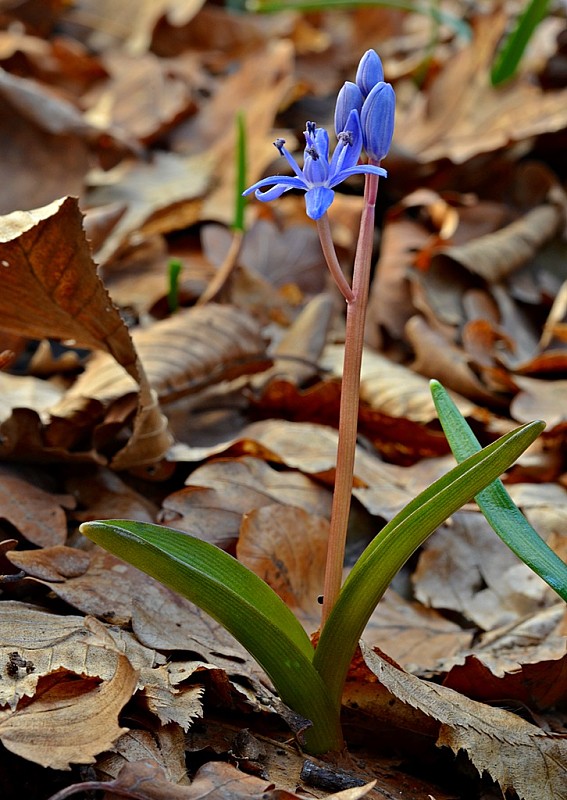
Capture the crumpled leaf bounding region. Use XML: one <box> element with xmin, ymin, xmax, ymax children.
<box><xmin>0</xmin><ymin>653</ymin><xmax>136</xmax><ymax>770</ymax></box>
<box><xmin>357</xmin><ymin>643</ymin><xmax>567</xmax><ymax>800</ymax></box>
<box><xmin>160</xmin><ymin>457</ymin><xmax>331</xmax><ymax>551</ymax></box>
<box><xmin>0</xmin><ymin>464</ymin><xmax>72</xmax><ymax>547</ymax></box>
<box><xmin>0</xmin><ymin>196</ymin><xmax>171</xmax><ymax>468</ymax></box>
<box><xmin>396</xmin><ymin>10</ymin><xmax>567</xmax><ymax>164</ymax></box>
<box><xmin>0</xmin><ymin>602</ymin><xmax>204</xmax><ymax>733</ymax></box>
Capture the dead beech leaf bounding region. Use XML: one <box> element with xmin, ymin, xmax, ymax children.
<box><xmin>97</xmin><ymin>726</ymin><xmax>190</xmax><ymax>786</ymax></box>
<box><xmin>55</xmin><ymin>304</ymin><xmax>267</xmax><ymax>409</ymax></box>
<box><xmin>412</xmin><ymin>511</ymin><xmax>558</xmax><ymax>630</ymax></box>
<box><xmin>160</xmin><ymin>457</ymin><xmax>331</xmax><ymax>551</ymax></box>
<box><xmin>396</xmin><ymin>10</ymin><xmax>567</xmax><ymax>164</ymax></box>
<box><xmin>511</xmin><ymin>375</ymin><xmax>567</xmax><ymax>431</ymax></box>
<box><xmin>359</xmin><ymin>643</ymin><xmax>567</xmax><ymax>800</ymax></box>
<box><xmin>0</xmin><ymin>654</ymin><xmax>136</xmax><ymax>770</ymax></box>
<box><xmin>0</xmin><ymin>601</ymin><xmax>204</xmax><ymax>732</ymax></box>
<box><xmin>0</xmin><ymin>464</ymin><xmax>71</xmax><ymax>547</ymax></box>
<box><xmin>238</xmin><ymin>504</ymin><xmax>328</xmax><ymax>632</ymax></box>
<box><xmin>0</xmin><ymin>195</ymin><xmax>171</xmax><ymax>468</ymax></box>
<box><xmin>87</xmin><ymin>150</ymin><xmax>214</xmax><ymax>265</ymax></box>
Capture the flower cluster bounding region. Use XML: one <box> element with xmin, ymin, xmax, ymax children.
<box><xmin>243</xmin><ymin>50</ymin><xmax>395</xmax><ymax>220</ymax></box>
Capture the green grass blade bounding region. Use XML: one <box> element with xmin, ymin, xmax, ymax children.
<box><xmin>167</xmin><ymin>259</ymin><xmax>182</xmax><ymax>313</ymax></box>
<box><xmin>80</xmin><ymin>520</ymin><xmax>342</xmax><ymax>753</ymax></box>
<box><xmin>314</xmin><ymin>419</ymin><xmax>545</xmax><ymax>707</ymax></box>
<box><xmin>491</xmin><ymin>0</ymin><xmax>550</xmax><ymax>85</ymax></box>
<box><xmin>234</xmin><ymin>111</ymin><xmax>247</xmax><ymax>233</ymax></box>
<box><xmin>431</xmin><ymin>380</ymin><xmax>567</xmax><ymax>601</ymax></box>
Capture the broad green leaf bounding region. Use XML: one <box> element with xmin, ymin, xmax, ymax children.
<box><xmin>431</xmin><ymin>380</ymin><xmax>567</xmax><ymax>601</ymax></box>
<box><xmin>314</xmin><ymin>419</ymin><xmax>545</xmax><ymax>707</ymax></box>
<box><xmin>80</xmin><ymin>520</ymin><xmax>342</xmax><ymax>754</ymax></box>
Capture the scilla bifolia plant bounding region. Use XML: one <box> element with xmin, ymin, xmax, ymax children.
<box><xmin>81</xmin><ymin>51</ymin><xmax>563</xmax><ymax>756</ymax></box>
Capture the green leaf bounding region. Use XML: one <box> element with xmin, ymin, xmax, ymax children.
<box><xmin>80</xmin><ymin>519</ymin><xmax>342</xmax><ymax>754</ymax></box>
<box><xmin>491</xmin><ymin>0</ymin><xmax>550</xmax><ymax>85</ymax></box>
<box><xmin>234</xmin><ymin>111</ymin><xmax>247</xmax><ymax>233</ymax></box>
<box><xmin>430</xmin><ymin>380</ymin><xmax>567</xmax><ymax>601</ymax></box>
<box><xmin>167</xmin><ymin>259</ymin><xmax>182</xmax><ymax>313</ymax></box>
<box><xmin>314</xmin><ymin>419</ymin><xmax>545</xmax><ymax>707</ymax></box>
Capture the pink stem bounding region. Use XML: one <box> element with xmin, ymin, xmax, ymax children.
<box><xmin>316</xmin><ymin>215</ymin><xmax>354</xmax><ymax>303</ymax></box>
<box><xmin>321</xmin><ymin>170</ymin><xmax>380</xmax><ymax>625</ymax></box>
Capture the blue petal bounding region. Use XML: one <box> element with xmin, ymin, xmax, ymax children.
<box><xmin>243</xmin><ymin>175</ymin><xmax>306</xmax><ymax>197</ymax></box>
<box><xmin>360</xmin><ymin>81</ymin><xmax>395</xmax><ymax>162</ymax></box>
<box><xmin>329</xmin><ymin>164</ymin><xmax>387</xmax><ymax>189</ymax></box>
<box><xmin>313</xmin><ymin>127</ymin><xmax>330</xmax><ymax>162</ymax></box>
<box><xmin>329</xmin><ymin>109</ymin><xmax>363</xmax><ymax>176</ymax></box>
<box><xmin>355</xmin><ymin>50</ymin><xmax>384</xmax><ymax>97</ymax></box>
<box><xmin>334</xmin><ymin>82</ymin><xmax>364</xmax><ymax>137</ymax></box>
<box><xmin>304</xmin><ymin>186</ymin><xmax>334</xmax><ymax>220</ymax></box>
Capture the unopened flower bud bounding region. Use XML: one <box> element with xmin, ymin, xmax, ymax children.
<box><xmin>334</xmin><ymin>81</ymin><xmax>363</xmax><ymax>137</ymax></box>
<box><xmin>355</xmin><ymin>50</ymin><xmax>384</xmax><ymax>97</ymax></box>
<box><xmin>360</xmin><ymin>81</ymin><xmax>395</xmax><ymax>162</ymax></box>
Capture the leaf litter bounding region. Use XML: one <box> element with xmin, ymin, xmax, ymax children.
<box><xmin>0</xmin><ymin>2</ymin><xmax>566</xmax><ymax>799</ymax></box>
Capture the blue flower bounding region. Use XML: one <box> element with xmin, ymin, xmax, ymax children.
<box><xmin>361</xmin><ymin>81</ymin><xmax>395</xmax><ymax>162</ymax></box>
<box><xmin>243</xmin><ymin>110</ymin><xmax>387</xmax><ymax>220</ymax></box>
<box><xmin>356</xmin><ymin>50</ymin><xmax>384</xmax><ymax>97</ymax></box>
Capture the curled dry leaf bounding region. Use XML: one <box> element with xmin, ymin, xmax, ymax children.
<box><xmin>97</xmin><ymin>726</ymin><xmax>190</xmax><ymax>787</ymax></box>
<box><xmin>396</xmin><ymin>11</ymin><xmax>567</xmax><ymax>164</ymax></box>
<box><xmin>238</xmin><ymin>504</ymin><xmax>328</xmax><ymax>633</ymax></box>
<box><xmin>357</xmin><ymin>643</ymin><xmax>567</xmax><ymax>800</ymax></box>
<box><xmin>0</xmin><ymin>653</ymin><xmax>136</xmax><ymax>770</ymax></box>
<box><xmin>160</xmin><ymin>457</ymin><xmax>331</xmax><ymax>551</ymax></box>
<box><xmin>0</xmin><ymin>601</ymin><xmax>203</xmax><ymax>734</ymax></box>
<box><xmin>0</xmin><ymin>464</ymin><xmax>72</xmax><ymax>547</ymax></box>
<box><xmin>56</xmin><ymin>303</ymin><xmax>268</xmax><ymax>409</ymax></box>
<box><xmin>0</xmin><ymin>196</ymin><xmax>171</xmax><ymax>468</ymax></box>
<box><xmin>412</xmin><ymin>510</ymin><xmax>559</xmax><ymax>630</ymax></box>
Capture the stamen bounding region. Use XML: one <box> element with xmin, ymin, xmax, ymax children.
<box><xmin>273</xmin><ymin>138</ymin><xmax>286</xmax><ymax>153</ymax></box>
<box><xmin>306</xmin><ymin>121</ymin><xmax>316</xmax><ymax>135</ymax></box>
<box><xmin>338</xmin><ymin>131</ymin><xmax>354</xmax><ymax>146</ymax></box>
<box><xmin>306</xmin><ymin>146</ymin><xmax>319</xmax><ymax>160</ymax></box>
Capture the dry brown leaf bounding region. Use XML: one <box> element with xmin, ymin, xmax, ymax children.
<box><xmin>169</xmin><ymin>418</ymin><xmax>416</xmax><ymax>520</ymax></box>
<box><xmin>84</xmin><ymin>50</ymin><xmax>196</xmax><ymax>144</ymax></box>
<box><xmin>358</xmin><ymin>644</ymin><xmax>567</xmax><ymax>800</ymax></box>
<box><xmin>0</xmin><ymin>653</ymin><xmax>136</xmax><ymax>769</ymax></box>
<box><xmin>87</xmin><ymin>150</ymin><xmax>214</xmax><ymax>265</ymax></box>
<box><xmin>97</xmin><ymin>726</ymin><xmax>190</xmax><ymax>787</ymax></box>
<box><xmin>238</xmin><ymin>504</ymin><xmax>327</xmax><ymax>632</ymax></box>
<box><xmin>363</xmin><ymin>589</ymin><xmax>473</xmax><ymax>675</ymax></box>
<box><xmin>0</xmin><ymin>601</ymin><xmax>204</xmax><ymax>732</ymax></box>
<box><xmin>396</xmin><ymin>11</ymin><xmax>567</xmax><ymax>164</ymax></box>
<box><xmin>55</xmin><ymin>304</ymin><xmax>267</xmax><ymax>409</ymax></box>
<box><xmin>176</xmin><ymin>41</ymin><xmax>294</xmax><ymax>225</ymax></box>
<box><xmin>66</xmin><ymin>0</ymin><xmax>207</xmax><ymax>55</ymax></box>
<box><xmin>412</xmin><ymin>510</ymin><xmax>560</xmax><ymax>630</ymax></box>
<box><xmin>160</xmin><ymin>456</ymin><xmax>331</xmax><ymax>551</ymax></box>
<box><xmin>0</xmin><ymin>464</ymin><xmax>71</xmax><ymax>546</ymax></box>
<box><xmin>0</xmin><ymin>196</ymin><xmax>171</xmax><ymax>468</ymax></box>
<box><xmin>64</xmin><ymin>466</ymin><xmax>158</xmax><ymax>523</ymax></box>
<box><xmin>511</xmin><ymin>375</ymin><xmax>567</xmax><ymax>431</ymax></box>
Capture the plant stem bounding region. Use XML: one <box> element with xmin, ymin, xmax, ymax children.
<box><xmin>321</xmin><ymin>171</ymin><xmax>380</xmax><ymax>625</ymax></box>
<box><xmin>316</xmin><ymin>215</ymin><xmax>354</xmax><ymax>303</ymax></box>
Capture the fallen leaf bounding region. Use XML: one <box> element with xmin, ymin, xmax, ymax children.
<box><xmin>97</xmin><ymin>725</ymin><xmax>190</xmax><ymax>786</ymax></box>
<box><xmin>238</xmin><ymin>504</ymin><xmax>327</xmax><ymax>632</ymax></box>
<box><xmin>412</xmin><ymin>510</ymin><xmax>559</xmax><ymax>630</ymax></box>
<box><xmin>356</xmin><ymin>643</ymin><xmax>567</xmax><ymax>800</ymax></box>
<box><xmin>0</xmin><ymin>195</ymin><xmax>171</xmax><ymax>468</ymax></box>
<box><xmin>0</xmin><ymin>653</ymin><xmax>136</xmax><ymax>769</ymax></box>
<box><xmin>160</xmin><ymin>457</ymin><xmax>331</xmax><ymax>551</ymax></box>
<box><xmin>0</xmin><ymin>464</ymin><xmax>72</xmax><ymax>546</ymax></box>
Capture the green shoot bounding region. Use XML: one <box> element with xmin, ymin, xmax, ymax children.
<box><xmin>431</xmin><ymin>380</ymin><xmax>567</xmax><ymax>600</ymax></box>
<box><xmin>167</xmin><ymin>259</ymin><xmax>182</xmax><ymax>313</ymax></box>
<box><xmin>234</xmin><ymin>111</ymin><xmax>247</xmax><ymax>233</ymax></box>
<box><xmin>491</xmin><ymin>0</ymin><xmax>550</xmax><ymax>85</ymax></box>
